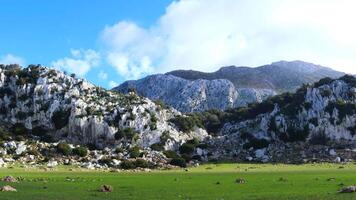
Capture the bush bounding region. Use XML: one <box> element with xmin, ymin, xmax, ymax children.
<box><xmin>309</xmin><ymin>131</ymin><xmax>330</xmax><ymax>145</ymax></box>
<box><xmin>12</xmin><ymin>123</ymin><xmax>28</xmax><ymax>135</ymax></box>
<box><xmin>128</xmin><ymin>146</ymin><xmax>141</xmax><ymax>158</ymax></box>
<box><xmin>170</xmin><ymin>115</ymin><xmax>203</xmax><ymax>132</ymax></box>
<box><xmin>179</xmin><ymin>143</ymin><xmax>195</xmax><ymax>154</ymax></box>
<box><xmin>150</xmin><ymin>143</ymin><xmax>164</xmax><ymax>151</ymax></box>
<box><xmin>120</xmin><ymin>159</ymin><xmax>152</xmax><ymax>169</ymax></box>
<box><xmin>57</xmin><ymin>142</ymin><xmax>72</xmax><ymax>155</ymax></box>
<box><xmin>170</xmin><ymin>158</ymin><xmax>186</xmax><ymax>168</ymax></box>
<box><xmin>73</xmin><ymin>146</ymin><xmax>88</xmax><ymax>157</ymax></box>
<box><xmin>114</xmin><ymin>128</ymin><xmax>137</xmax><ymax>141</ymax></box>
<box><xmin>52</xmin><ymin>109</ymin><xmax>71</xmax><ymax>129</ymax></box>
<box><xmin>163</xmin><ymin>150</ymin><xmax>179</xmax><ymax>158</ymax></box>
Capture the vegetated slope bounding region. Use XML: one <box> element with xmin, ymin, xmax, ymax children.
<box><xmin>168</xmin><ymin>75</ymin><xmax>356</xmax><ymax>163</ymax></box>
<box><xmin>115</xmin><ymin>61</ymin><xmax>344</xmax><ymax>112</ymax></box>
<box><xmin>0</xmin><ymin>64</ymin><xmax>207</xmax><ymax>151</ymax></box>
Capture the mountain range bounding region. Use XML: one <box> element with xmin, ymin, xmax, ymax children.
<box><xmin>0</xmin><ymin>63</ymin><xmax>354</xmax><ymax>167</ymax></box>
<box><xmin>115</xmin><ymin>61</ymin><xmax>345</xmax><ymax>112</ymax></box>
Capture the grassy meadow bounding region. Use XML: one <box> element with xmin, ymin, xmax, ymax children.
<box><xmin>0</xmin><ymin>163</ymin><xmax>355</xmax><ymax>200</ymax></box>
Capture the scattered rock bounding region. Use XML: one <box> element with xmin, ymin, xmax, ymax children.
<box><xmin>99</xmin><ymin>185</ymin><xmax>113</xmax><ymax>192</ymax></box>
<box><xmin>2</xmin><ymin>176</ymin><xmax>17</xmax><ymax>182</ymax></box>
<box><xmin>339</xmin><ymin>185</ymin><xmax>356</xmax><ymax>193</ymax></box>
<box><xmin>235</xmin><ymin>178</ymin><xmax>246</xmax><ymax>184</ymax></box>
<box><xmin>0</xmin><ymin>185</ymin><xmax>17</xmax><ymax>192</ymax></box>
<box><xmin>47</xmin><ymin>160</ymin><xmax>58</xmax><ymax>168</ymax></box>
<box><xmin>15</xmin><ymin>142</ymin><xmax>27</xmax><ymax>155</ymax></box>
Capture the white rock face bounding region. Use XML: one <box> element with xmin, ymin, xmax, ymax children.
<box><xmin>47</xmin><ymin>160</ymin><xmax>58</xmax><ymax>168</ymax></box>
<box><xmin>115</xmin><ymin>74</ymin><xmax>275</xmax><ymax>112</ymax></box>
<box><xmin>208</xmin><ymin>77</ymin><xmax>356</xmax><ymax>160</ymax></box>
<box><xmin>15</xmin><ymin>142</ymin><xmax>27</xmax><ymax>155</ymax></box>
<box><xmin>0</xmin><ymin>65</ymin><xmax>207</xmax><ymax>151</ymax></box>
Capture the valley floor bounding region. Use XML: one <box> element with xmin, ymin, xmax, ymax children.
<box><xmin>0</xmin><ymin>163</ymin><xmax>356</xmax><ymax>200</ymax></box>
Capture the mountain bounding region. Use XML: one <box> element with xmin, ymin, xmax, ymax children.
<box><xmin>179</xmin><ymin>75</ymin><xmax>355</xmax><ymax>163</ymax></box>
<box><xmin>0</xmin><ymin>64</ymin><xmax>207</xmax><ymax>151</ymax></box>
<box><xmin>115</xmin><ymin>61</ymin><xmax>345</xmax><ymax>112</ymax></box>
<box><xmin>0</xmin><ymin>64</ymin><xmax>354</xmax><ymax>168</ymax></box>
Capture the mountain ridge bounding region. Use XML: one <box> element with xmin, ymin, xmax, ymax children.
<box><xmin>115</xmin><ymin>60</ymin><xmax>345</xmax><ymax>112</ymax></box>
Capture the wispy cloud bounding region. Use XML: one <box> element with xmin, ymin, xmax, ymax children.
<box><xmin>51</xmin><ymin>49</ymin><xmax>100</xmax><ymax>76</ymax></box>
<box><xmin>98</xmin><ymin>70</ymin><xmax>108</xmax><ymax>80</ymax></box>
<box><xmin>108</xmin><ymin>80</ymin><xmax>118</xmax><ymax>88</ymax></box>
<box><xmin>0</xmin><ymin>54</ymin><xmax>25</xmax><ymax>66</ymax></box>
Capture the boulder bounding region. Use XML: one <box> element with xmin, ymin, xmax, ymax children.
<box><xmin>99</xmin><ymin>185</ymin><xmax>113</xmax><ymax>192</ymax></box>
<box><xmin>15</xmin><ymin>142</ymin><xmax>27</xmax><ymax>155</ymax></box>
<box><xmin>47</xmin><ymin>160</ymin><xmax>58</xmax><ymax>168</ymax></box>
<box><xmin>0</xmin><ymin>185</ymin><xmax>17</xmax><ymax>192</ymax></box>
<box><xmin>339</xmin><ymin>185</ymin><xmax>356</xmax><ymax>193</ymax></box>
<box><xmin>2</xmin><ymin>176</ymin><xmax>17</xmax><ymax>182</ymax></box>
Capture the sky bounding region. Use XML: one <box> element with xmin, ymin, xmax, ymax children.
<box><xmin>1</xmin><ymin>0</ymin><xmax>356</xmax><ymax>88</ymax></box>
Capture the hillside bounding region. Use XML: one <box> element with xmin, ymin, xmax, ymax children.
<box><xmin>115</xmin><ymin>61</ymin><xmax>344</xmax><ymax>112</ymax></box>
<box><xmin>0</xmin><ymin>64</ymin><xmax>208</xmax><ymax>168</ymax></box>
<box><xmin>172</xmin><ymin>75</ymin><xmax>355</xmax><ymax>163</ymax></box>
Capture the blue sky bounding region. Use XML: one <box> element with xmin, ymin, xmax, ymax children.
<box><xmin>1</xmin><ymin>0</ymin><xmax>356</xmax><ymax>88</ymax></box>
<box><xmin>0</xmin><ymin>0</ymin><xmax>172</xmax><ymax>87</ymax></box>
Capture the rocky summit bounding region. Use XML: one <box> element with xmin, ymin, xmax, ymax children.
<box><xmin>115</xmin><ymin>61</ymin><xmax>344</xmax><ymax>112</ymax></box>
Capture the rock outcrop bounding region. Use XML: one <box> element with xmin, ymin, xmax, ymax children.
<box><xmin>0</xmin><ymin>64</ymin><xmax>207</xmax><ymax>151</ymax></box>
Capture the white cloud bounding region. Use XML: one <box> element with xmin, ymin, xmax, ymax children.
<box><xmin>51</xmin><ymin>49</ymin><xmax>100</xmax><ymax>76</ymax></box>
<box><xmin>108</xmin><ymin>80</ymin><xmax>118</xmax><ymax>88</ymax></box>
<box><xmin>100</xmin><ymin>0</ymin><xmax>356</xmax><ymax>76</ymax></box>
<box><xmin>0</xmin><ymin>54</ymin><xmax>25</xmax><ymax>66</ymax></box>
<box><xmin>98</xmin><ymin>70</ymin><xmax>108</xmax><ymax>80</ymax></box>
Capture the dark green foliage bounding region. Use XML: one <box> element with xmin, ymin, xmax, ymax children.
<box><xmin>153</xmin><ymin>99</ymin><xmax>169</xmax><ymax>110</ymax></box>
<box><xmin>15</xmin><ymin>111</ymin><xmax>27</xmax><ymax>120</ymax></box>
<box><xmin>170</xmin><ymin>115</ymin><xmax>203</xmax><ymax>132</ymax></box>
<box><xmin>114</xmin><ymin>128</ymin><xmax>137</xmax><ymax>141</ymax></box>
<box><xmin>57</xmin><ymin>142</ymin><xmax>72</xmax><ymax>155</ymax></box>
<box><xmin>325</xmin><ymin>100</ymin><xmax>356</xmax><ymax>121</ymax></box>
<box><xmin>12</xmin><ymin>123</ymin><xmax>28</xmax><ymax>135</ymax></box>
<box><xmin>73</xmin><ymin>146</ymin><xmax>88</xmax><ymax>157</ymax></box>
<box><xmin>52</xmin><ymin>109</ymin><xmax>71</xmax><ymax>129</ymax></box>
<box><xmin>348</xmin><ymin>126</ymin><xmax>356</xmax><ymax>136</ymax></box>
<box><xmin>241</xmin><ymin>132</ymin><xmax>269</xmax><ymax>149</ymax></box>
<box><xmin>309</xmin><ymin>118</ymin><xmax>318</xmax><ymax>127</ymax></box>
<box><xmin>179</xmin><ymin>143</ymin><xmax>195</xmax><ymax>154</ymax></box>
<box><xmin>163</xmin><ymin>150</ymin><xmax>179</xmax><ymax>158</ymax></box>
<box><xmin>339</xmin><ymin>74</ymin><xmax>356</xmax><ymax>87</ymax></box>
<box><xmin>309</xmin><ymin>131</ymin><xmax>330</xmax><ymax>145</ymax></box>
<box><xmin>150</xmin><ymin>143</ymin><xmax>164</xmax><ymax>151</ymax></box>
<box><xmin>314</xmin><ymin>77</ymin><xmax>334</xmax><ymax>88</ymax></box>
<box><xmin>128</xmin><ymin>146</ymin><xmax>141</xmax><ymax>158</ymax></box>
<box><xmin>120</xmin><ymin>159</ymin><xmax>153</xmax><ymax>169</ymax></box>
<box><xmin>170</xmin><ymin>158</ymin><xmax>186</xmax><ymax>167</ymax></box>
<box><xmin>0</xmin><ymin>126</ymin><xmax>12</xmax><ymax>141</ymax></box>
<box><xmin>279</xmin><ymin>125</ymin><xmax>309</xmax><ymax>142</ymax></box>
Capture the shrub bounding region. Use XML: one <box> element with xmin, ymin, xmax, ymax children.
<box><xmin>52</xmin><ymin>109</ymin><xmax>71</xmax><ymax>129</ymax></box>
<box><xmin>179</xmin><ymin>143</ymin><xmax>195</xmax><ymax>154</ymax></box>
<box><xmin>314</xmin><ymin>77</ymin><xmax>334</xmax><ymax>87</ymax></box>
<box><xmin>128</xmin><ymin>146</ymin><xmax>141</xmax><ymax>158</ymax></box>
<box><xmin>163</xmin><ymin>150</ymin><xmax>179</xmax><ymax>158</ymax></box>
<box><xmin>150</xmin><ymin>143</ymin><xmax>164</xmax><ymax>151</ymax></box>
<box><xmin>170</xmin><ymin>115</ymin><xmax>203</xmax><ymax>132</ymax></box>
<box><xmin>73</xmin><ymin>146</ymin><xmax>88</xmax><ymax>157</ymax></box>
<box><xmin>114</xmin><ymin>128</ymin><xmax>137</xmax><ymax>141</ymax></box>
<box><xmin>309</xmin><ymin>131</ymin><xmax>330</xmax><ymax>145</ymax></box>
<box><xmin>119</xmin><ymin>159</ymin><xmax>152</xmax><ymax>169</ymax></box>
<box><xmin>170</xmin><ymin>158</ymin><xmax>186</xmax><ymax>168</ymax></box>
<box><xmin>243</xmin><ymin>137</ymin><xmax>270</xmax><ymax>150</ymax></box>
<box><xmin>12</xmin><ymin>123</ymin><xmax>28</xmax><ymax>135</ymax></box>
<box><xmin>57</xmin><ymin>142</ymin><xmax>72</xmax><ymax>155</ymax></box>
<box><xmin>279</xmin><ymin>125</ymin><xmax>310</xmax><ymax>142</ymax></box>
<box><xmin>120</xmin><ymin>160</ymin><xmax>135</xmax><ymax>169</ymax></box>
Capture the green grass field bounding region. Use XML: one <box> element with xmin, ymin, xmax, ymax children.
<box><xmin>0</xmin><ymin>163</ymin><xmax>356</xmax><ymax>200</ymax></box>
